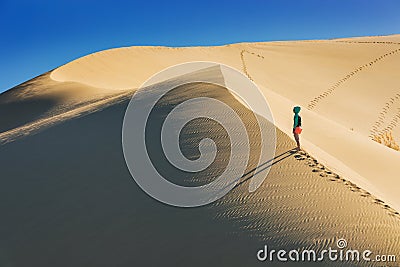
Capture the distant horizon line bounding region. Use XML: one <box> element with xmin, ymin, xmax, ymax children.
<box><xmin>111</xmin><ymin>33</ymin><xmax>400</xmax><ymax>48</ymax></box>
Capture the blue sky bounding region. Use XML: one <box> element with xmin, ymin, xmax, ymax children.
<box><xmin>1</xmin><ymin>0</ymin><xmax>399</xmax><ymax>93</ymax></box>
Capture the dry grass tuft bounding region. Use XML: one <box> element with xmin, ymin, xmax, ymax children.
<box><xmin>372</xmin><ymin>131</ymin><xmax>400</xmax><ymax>151</ymax></box>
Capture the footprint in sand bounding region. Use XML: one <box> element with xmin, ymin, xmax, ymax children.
<box><xmin>328</xmin><ymin>174</ymin><xmax>340</xmax><ymax>181</ymax></box>
<box><xmin>350</xmin><ymin>187</ymin><xmax>361</xmax><ymax>193</ymax></box>
<box><xmin>373</xmin><ymin>199</ymin><xmax>385</xmax><ymax>205</ymax></box>
<box><xmin>317</xmin><ymin>165</ymin><xmax>325</xmax><ymax>170</ymax></box>
<box><xmin>294</xmin><ymin>155</ymin><xmax>306</xmax><ymax>161</ymax></box>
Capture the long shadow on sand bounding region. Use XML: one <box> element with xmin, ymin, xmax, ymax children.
<box><xmin>216</xmin><ymin>148</ymin><xmax>296</xmax><ymax>195</ymax></box>
<box><xmin>234</xmin><ymin>148</ymin><xmax>297</xmax><ymax>189</ymax></box>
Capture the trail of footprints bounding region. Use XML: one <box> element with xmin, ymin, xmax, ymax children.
<box><xmin>370</xmin><ymin>92</ymin><xmax>400</xmax><ymax>137</ymax></box>
<box><xmin>240</xmin><ymin>49</ymin><xmax>264</xmax><ymax>81</ymax></box>
<box><xmin>335</xmin><ymin>40</ymin><xmax>400</xmax><ymax>45</ymax></box>
<box><xmin>239</xmin><ymin>42</ymin><xmax>400</xmax><ymax>112</ymax></box>
<box><xmin>307</xmin><ymin>46</ymin><xmax>400</xmax><ymax>110</ymax></box>
<box><xmin>293</xmin><ymin>150</ymin><xmax>400</xmax><ymax>219</ymax></box>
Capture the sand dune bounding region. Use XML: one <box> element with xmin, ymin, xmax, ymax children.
<box><xmin>0</xmin><ymin>35</ymin><xmax>400</xmax><ymax>266</ymax></box>
<box><xmin>7</xmin><ymin>34</ymin><xmax>400</xmax><ymax>211</ymax></box>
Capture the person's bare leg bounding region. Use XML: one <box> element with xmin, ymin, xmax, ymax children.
<box><xmin>294</xmin><ymin>132</ymin><xmax>301</xmax><ymax>151</ymax></box>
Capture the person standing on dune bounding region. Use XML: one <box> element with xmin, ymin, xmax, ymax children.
<box><xmin>293</xmin><ymin>106</ymin><xmax>302</xmax><ymax>151</ymax></box>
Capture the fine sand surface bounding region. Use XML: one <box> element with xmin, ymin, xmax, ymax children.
<box><xmin>0</xmin><ymin>35</ymin><xmax>400</xmax><ymax>266</ymax></box>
